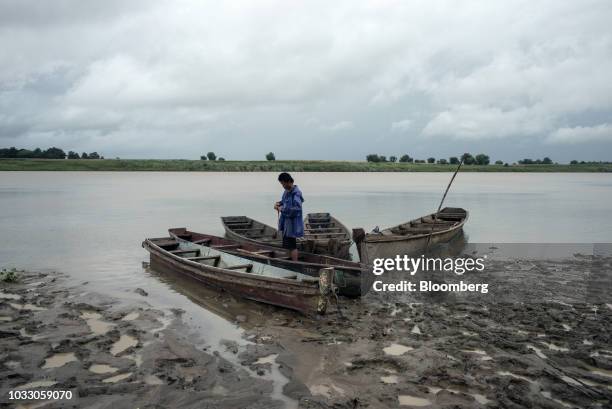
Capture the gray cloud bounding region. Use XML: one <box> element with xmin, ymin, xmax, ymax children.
<box><xmin>0</xmin><ymin>0</ymin><xmax>611</xmax><ymax>161</ymax></box>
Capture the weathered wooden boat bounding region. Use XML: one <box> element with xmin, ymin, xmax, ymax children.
<box><xmin>168</xmin><ymin>227</ymin><xmax>370</xmax><ymax>297</ymax></box>
<box><xmin>352</xmin><ymin>207</ymin><xmax>469</xmax><ymax>264</ymax></box>
<box><xmin>303</xmin><ymin>213</ymin><xmax>352</xmax><ymax>259</ymax></box>
<box><xmin>142</xmin><ymin>237</ymin><xmax>334</xmax><ymax>315</ymax></box>
<box><xmin>221</xmin><ymin>214</ymin><xmax>352</xmax><ymax>259</ymax></box>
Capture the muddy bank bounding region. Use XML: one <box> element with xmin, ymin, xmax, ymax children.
<box><xmin>0</xmin><ymin>271</ymin><xmax>285</xmax><ymax>409</ymax></box>
<box><xmin>236</xmin><ymin>255</ymin><xmax>612</xmax><ymax>409</ymax></box>
<box><xmin>2</xmin><ymin>256</ymin><xmax>612</xmax><ymax>409</ymax></box>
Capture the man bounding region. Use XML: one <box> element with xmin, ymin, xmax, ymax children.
<box><xmin>274</xmin><ymin>172</ymin><xmax>304</xmax><ymax>261</ymax></box>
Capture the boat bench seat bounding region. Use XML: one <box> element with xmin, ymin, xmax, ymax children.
<box><xmin>226</xmin><ymin>263</ymin><xmax>253</xmax><ymax>272</ymax></box>
<box><xmin>170</xmin><ymin>248</ymin><xmax>200</xmax><ymax>255</ymax></box>
<box><xmin>212</xmin><ymin>244</ymin><xmax>241</xmax><ymax>250</ymax></box>
<box><xmin>187</xmin><ymin>255</ymin><xmax>221</xmax><ymax>266</ymax></box>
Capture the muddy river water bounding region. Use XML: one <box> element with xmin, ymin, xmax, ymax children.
<box><xmin>1</xmin><ymin>171</ymin><xmax>612</xmax><ymax>408</ymax></box>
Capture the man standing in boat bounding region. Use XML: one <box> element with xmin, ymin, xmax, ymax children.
<box><xmin>274</xmin><ymin>172</ymin><xmax>304</xmax><ymax>261</ymax></box>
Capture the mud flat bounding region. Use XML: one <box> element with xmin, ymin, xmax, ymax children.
<box><xmin>0</xmin><ymin>272</ymin><xmax>282</xmax><ymax>408</ymax></box>
<box><xmin>2</xmin><ymin>254</ymin><xmax>612</xmax><ymax>408</ymax></box>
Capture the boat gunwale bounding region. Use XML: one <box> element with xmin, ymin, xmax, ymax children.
<box><xmin>143</xmin><ymin>238</ymin><xmax>321</xmax><ymax>293</ymax></box>
<box><xmin>364</xmin><ymin>210</ymin><xmax>469</xmax><ymax>243</ymax></box>
<box><xmin>169</xmin><ymin>228</ymin><xmax>366</xmax><ymax>273</ymax></box>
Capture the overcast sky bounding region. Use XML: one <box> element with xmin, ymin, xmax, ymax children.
<box><xmin>1</xmin><ymin>0</ymin><xmax>611</xmax><ymax>162</ymax></box>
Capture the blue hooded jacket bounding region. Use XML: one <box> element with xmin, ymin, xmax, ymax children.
<box><xmin>278</xmin><ymin>185</ymin><xmax>304</xmax><ymax>238</ymax></box>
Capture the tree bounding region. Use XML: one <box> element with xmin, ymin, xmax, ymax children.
<box><xmin>389</xmin><ymin>156</ymin><xmax>397</xmax><ymax>162</ymax></box>
<box><xmin>88</xmin><ymin>152</ymin><xmax>100</xmax><ymax>159</ymax></box>
<box><xmin>366</xmin><ymin>154</ymin><xmax>381</xmax><ymax>162</ymax></box>
<box><xmin>399</xmin><ymin>154</ymin><xmax>413</xmax><ymax>163</ymax></box>
<box><xmin>427</xmin><ymin>157</ymin><xmax>435</xmax><ymax>164</ymax></box>
<box><xmin>542</xmin><ymin>157</ymin><xmax>552</xmax><ymax>164</ymax></box>
<box><xmin>379</xmin><ymin>155</ymin><xmax>387</xmax><ymax>162</ymax></box>
<box><xmin>17</xmin><ymin>149</ymin><xmax>33</xmax><ymax>158</ymax></box>
<box><xmin>81</xmin><ymin>152</ymin><xmax>89</xmax><ymax>159</ymax></box>
<box><xmin>495</xmin><ymin>160</ymin><xmax>503</xmax><ymax>165</ymax></box>
<box><xmin>570</xmin><ymin>160</ymin><xmax>578</xmax><ymax>165</ymax></box>
<box><xmin>415</xmin><ymin>159</ymin><xmax>425</xmax><ymax>163</ymax></box>
<box><xmin>475</xmin><ymin>153</ymin><xmax>490</xmax><ymax>165</ymax></box>
<box><xmin>449</xmin><ymin>157</ymin><xmax>459</xmax><ymax>165</ymax></box>
<box><xmin>437</xmin><ymin>158</ymin><xmax>448</xmax><ymax>164</ymax></box>
<box><xmin>200</xmin><ymin>155</ymin><xmax>207</xmax><ymax>160</ymax></box>
<box><xmin>32</xmin><ymin>148</ymin><xmax>43</xmax><ymax>158</ymax></box>
<box><xmin>266</xmin><ymin>152</ymin><xmax>276</xmax><ymax>161</ymax></box>
<box><xmin>518</xmin><ymin>158</ymin><xmax>534</xmax><ymax>164</ymax></box>
<box><xmin>462</xmin><ymin>153</ymin><xmax>475</xmax><ymax>165</ymax></box>
<box><xmin>218</xmin><ymin>157</ymin><xmax>225</xmax><ymax>161</ymax></box>
<box><xmin>207</xmin><ymin>152</ymin><xmax>217</xmax><ymax>161</ymax></box>
<box><xmin>67</xmin><ymin>151</ymin><xmax>80</xmax><ymax>159</ymax></box>
<box><xmin>42</xmin><ymin>147</ymin><xmax>66</xmax><ymax>159</ymax></box>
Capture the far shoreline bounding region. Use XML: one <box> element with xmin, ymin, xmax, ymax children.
<box><xmin>1</xmin><ymin>158</ymin><xmax>611</xmax><ymax>172</ymax></box>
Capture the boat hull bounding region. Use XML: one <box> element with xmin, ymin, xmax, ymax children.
<box><xmin>169</xmin><ymin>228</ymin><xmax>369</xmax><ymax>298</ymax></box>
<box><xmin>354</xmin><ymin>208</ymin><xmax>468</xmax><ymax>265</ymax></box>
<box><xmin>143</xmin><ymin>239</ymin><xmax>326</xmax><ymax>315</ymax></box>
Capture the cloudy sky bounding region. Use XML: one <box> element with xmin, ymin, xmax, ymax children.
<box><xmin>1</xmin><ymin>0</ymin><xmax>611</xmax><ymax>162</ymax></box>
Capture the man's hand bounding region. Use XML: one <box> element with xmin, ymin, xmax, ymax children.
<box><xmin>274</xmin><ymin>202</ymin><xmax>281</xmax><ymax>211</ymax></box>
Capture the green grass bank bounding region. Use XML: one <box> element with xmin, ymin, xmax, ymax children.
<box><xmin>1</xmin><ymin>158</ymin><xmax>611</xmax><ymax>172</ymax></box>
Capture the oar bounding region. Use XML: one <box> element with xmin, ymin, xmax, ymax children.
<box><xmin>425</xmin><ymin>156</ymin><xmax>464</xmax><ymax>253</ymax></box>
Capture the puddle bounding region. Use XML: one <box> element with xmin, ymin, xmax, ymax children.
<box><xmin>427</xmin><ymin>386</ymin><xmax>490</xmax><ymax>405</ymax></box>
<box><xmin>540</xmin><ymin>342</ymin><xmax>569</xmax><ymax>352</ymax></box>
<box><xmin>310</xmin><ymin>384</ymin><xmax>345</xmax><ymax>398</ymax></box>
<box><xmin>42</xmin><ymin>352</ymin><xmax>78</xmax><ymax>369</ymax></box>
<box><xmin>587</xmin><ymin>365</ymin><xmax>612</xmax><ymax>378</ymax></box>
<box><xmin>527</xmin><ymin>344</ymin><xmax>547</xmax><ymax>359</ymax></box>
<box><xmin>383</xmin><ymin>343</ymin><xmax>413</xmax><ymax>356</ymax></box>
<box><xmin>461</xmin><ymin>349</ymin><xmax>492</xmax><ymax>361</ymax></box>
<box><xmin>16</xmin><ymin>380</ymin><xmax>57</xmax><ymax>390</ymax></box>
<box><xmin>110</xmin><ymin>334</ymin><xmax>138</xmax><ymax>355</ymax></box>
<box><xmin>582</xmin><ymin>339</ymin><xmax>593</xmax><ymax>345</ymax></box>
<box><xmin>381</xmin><ymin>375</ymin><xmax>399</xmax><ymax>384</ymax></box>
<box><xmin>560</xmin><ymin>376</ymin><xmax>582</xmax><ymax>386</ymax></box>
<box><xmin>122</xmin><ymin>311</ymin><xmax>140</xmax><ymax>321</ymax></box>
<box><xmin>102</xmin><ymin>372</ymin><xmax>132</xmax><ymax>383</ymax></box>
<box><xmin>255</xmin><ymin>354</ymin><xmax>278</xmax><ymax>365</ymax></box>
<box><xmin>411</xmin><ymin>325</ymin><xmax>422</xmax><ymax>335</ymax></box>
<box><xmin>89</xmin><ymin>364</ymin><xmax>118</xmax><ymax>374</ymax></box>
<box><xmin>126</xmin><ymin>354</ymin><xmax>143</xmax><ymax>367</ymax></box>
<box><xmin>541</xmin><ymin>391</ymin><xmax>575</xmax><ymax>408</ymax></box>
<box><xmin>390</xmin><ymin>307</ymin><xmax>402</xmax><ymax>317</ymax></box>
<box><xmin>496</xmin><ymin>371</ymin><xmax>535</xmax><ymax>383</ymax></box>
<box><xmin>249</xmin><ymin>353</ymin><xmax>299</xmax><ymax>407</ymax></box>
<box><xmin>81</xmin><ymin>311</ymin><xmax>114</xmax><ymax>335</ymax></box>
<box><xmin>398</xmin><ymin>394</ymin><xmax>431</xmax><ymax>406</ymax></box>
<box><xmin>8</xmin><ymin>303</ymin><xmax>46</xmax><ymax>311</ymax></box>
<box><xmin>561</xmin><ymin>323</ymin><xmax>571</xmax><ymax>331</ymax></box>
<box><xmin>0</xmin><ymin>292</ymin><xmax>22</xmax><ymax>300</ymax></box>
<box><xmin>20</xmin><ymin>328</ymin><xmax>46</xmax><ymax>341</ymax></box>
<box><xmin>144</xmin><ymin>375</ymin><xmax>164</xmax><ymax>385</ymax></box>
<box><xmin>0</xmin><ymin>316</ymin><xmax>13</xmax><ymax>322</ymax></box>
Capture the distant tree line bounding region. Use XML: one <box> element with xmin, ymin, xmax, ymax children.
<box><xmin>366</xmin><ymin>153</ymin><xmax>495</xmax><ymax>165</ymax></box>
<box><xmin>0</xmin><ymin>147</ymin><xmax>104</xmax><ymax>160</ymax></box>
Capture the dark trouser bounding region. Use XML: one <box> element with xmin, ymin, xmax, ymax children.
<box><xmin>282</xmin><ymin>236</ymin><xmax>297</xmax><ymax>250</ymax></box>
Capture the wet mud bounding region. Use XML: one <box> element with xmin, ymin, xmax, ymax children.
<box><xmin>2</xmin><ymin>255</ymin><xmax>612</xmax><ymax>409</ymax></box>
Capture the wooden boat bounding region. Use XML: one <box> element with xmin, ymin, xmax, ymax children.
<box><xmin>303</xmin><ymin>213</ymin><xmax>352</xmax><ymax>259</ymax></box>
<box><xmin>169</xmin><ymin>227</ymin><xmax>370</xmax><ymax>298</ymax></box>
<box><xmin>352</xmin><ymin>207</ymin><xmax>469</xmax><ymax>264</ymax></box>
<box><xmin>142</xmin><ymin>237</ymin><xmax>334</xmax><ymax>315</ymax></box>
<box><xmin>221</xmin><ymin>213</ymin><xmax>352</xmax><ymax>259</ymax></box>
